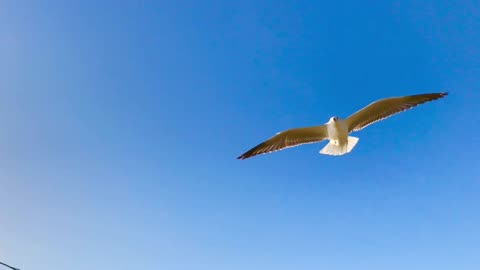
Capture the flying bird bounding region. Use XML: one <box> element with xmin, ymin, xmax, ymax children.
<box><xmin>237</xmin><ymin>92</ymin><xmax>448</xmax><ymax>159</ymax></box>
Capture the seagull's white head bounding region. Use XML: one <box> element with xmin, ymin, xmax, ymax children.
<box><xmin>329</xmin><ymin>116</ymin><xmax>339</xmax><ymax>123</ymax></box>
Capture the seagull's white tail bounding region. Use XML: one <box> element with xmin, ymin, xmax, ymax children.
<box><xmin>319</xmin><ymin>136</ymin><xmax>359</xmax><ymax>156</ymax></box>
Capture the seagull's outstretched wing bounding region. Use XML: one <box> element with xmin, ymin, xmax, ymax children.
<box><xmin>238</xmin><ymin>125</ymin><xmax>328</xmax><ymax>159</ymax></box>
<box><xmin>345</xmin><ymin>92</ymin><xmax>448</xmax><ymax>132</ymax></box>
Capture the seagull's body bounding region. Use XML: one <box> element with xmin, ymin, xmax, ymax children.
<box><xmin>322</xmin><ymin>116</ymin><xmax>354</xmax><ymax>155</ymax></box>
<box><xmin>238</xmin><ymin>92</ymin><xmax>448</xmax><ymax>159</ymax></box>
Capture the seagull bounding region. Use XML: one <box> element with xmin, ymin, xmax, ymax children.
<box><xmin>237</xmin><ymin>92</ymin><xmax>448</xmax><ymax>159</ymax></box>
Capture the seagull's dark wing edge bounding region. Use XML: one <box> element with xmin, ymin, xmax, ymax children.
<box><xmin>345</xmin><ymin>92</ymin><xmax>448</xmax><ymax>132</ymax></box>
<box><xmin>237</xmin><ymin>125</ymin><xmax>328</xmax><ymax>160</ymax></box>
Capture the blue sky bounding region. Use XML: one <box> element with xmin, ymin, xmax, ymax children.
<box><xmin>1</xmin><ymin>1</ymin><xmax>479</xmax><ymax>269</ymax></box>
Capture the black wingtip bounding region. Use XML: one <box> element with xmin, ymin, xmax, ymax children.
<box><xmin>237</xmin><ymin>142</ymin><xmax>266</xmax><ymax>160</ymax></box>
<box><xmin>237</xmin><ymin>153</ymin><xmax>249</xmax><ymax>160</ymax></box>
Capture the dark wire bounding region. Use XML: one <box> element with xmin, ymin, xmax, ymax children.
<box><xmin>0</xmin><ymin>261</ymin><xmax>20</xmax><ymax>270</ymax></box>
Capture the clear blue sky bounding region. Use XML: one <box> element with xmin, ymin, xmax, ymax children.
<box><xmin>1</xmin><ymin>1</ymin><xmax>479</xmax><ymax>269</ymax></box>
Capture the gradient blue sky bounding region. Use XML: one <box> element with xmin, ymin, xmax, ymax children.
<box><xmin>1</xmin><ymin>1</ymin><xmax>479</xmax><ymax>270</ymax></box>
